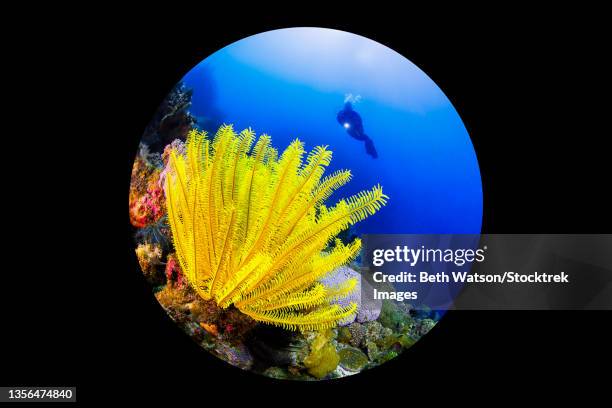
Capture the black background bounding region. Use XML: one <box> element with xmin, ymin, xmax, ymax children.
<box><xmin>2</xmin><ymin>6</ymin><xmax>610</xmax><ymax>403</ymax></box>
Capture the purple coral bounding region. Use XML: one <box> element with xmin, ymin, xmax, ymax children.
<box><xmin>320</xmin><ymin>266</ymin><xmax>382</xmax><ymax>324</ymax></box>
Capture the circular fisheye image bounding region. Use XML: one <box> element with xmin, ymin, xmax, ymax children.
<box><xmin>129</xmin><ymin>28</ymin><xmax>482</xmax><ymax>380</ymax></box>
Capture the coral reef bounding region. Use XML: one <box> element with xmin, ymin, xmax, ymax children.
<box><xmin>149</xmin><ymin>249</ymin><xmax>438</xmax><ymax>379</ymax></box>
<box><xmin>155</xmin><ymin>283</ymin><xmax>196</xmax><ymax>312</ymax></box>
<box><xmin>338</xmin><ymin>346</ymin><xmax>369</xmax><ymax>372</ymax></box>
<box><xmin>213</xmin><ymin>342</ymin><xmax>254</xmax><ymax>370</ymax></box>
<box><xmin>330</xmin><ymin>307</ymin><xmax>427</xmax><ymax>368</ymax></box>
<box><xmin>131</xmin><ymin>117</ymin><xmax>439</xmax><ymax>380</ymax></box>
<box><xmin>141</xmin><ymin>82</ymin><xmax>196</xmax><ymax>152</ymax></box>
<box><xmin>129</xmin><ymin>146</ymin><xmax>165</xmax><ymax>228</ymax></box>
<box><xmin>303</xmin><ymin>330</ymin><xmax>339</xmax><ymax>379</ymax></box>
<box><xmin>164</xmin><ymin>126</ymin><xmax>387</xmax><ymax>331</ymax></box>
<box><xmin>164</xmin><ymin>253</ymin><xmax>184</xmax><ymax>288</ymax></box>
<box><xmin>135</xmin><ymin>243</ymin><xmax>164</xmax><ymax>285</ymax></box>
<box><xmin>134</xmin><ymin>215</ymin><xmax>171</xmax><ymax>251</ymax></box>
<box><xmin>414</xmin><ymin>318</ymin><xmax>436</xmax><ymax>337</ymax></box>
<box><xmin>378</xmin><ymin>299</ymin><xmax>414</xmax><ymax>333</ymax></box>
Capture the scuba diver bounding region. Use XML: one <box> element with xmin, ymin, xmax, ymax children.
<box><xmin>337</xmin><ymin>101</ymin><xmax>378</xmax><ymax>158</ymax></box>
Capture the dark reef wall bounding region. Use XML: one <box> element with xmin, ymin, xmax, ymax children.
<box><xmin>141</xmin><ymin>82</ymin><xmax>196</xmax><ymax>152</ymax></box>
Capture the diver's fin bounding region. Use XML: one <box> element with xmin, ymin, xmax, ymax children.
<box><xmin>364</xmin><ymin>137</ymin><xmax>378</xmax><ymax>159</ymax></box>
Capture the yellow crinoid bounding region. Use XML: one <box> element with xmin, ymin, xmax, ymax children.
<box><xmin>164</xmin><ymin>125</ymin><xmax>387</xmax><ymax>331</ymax></box>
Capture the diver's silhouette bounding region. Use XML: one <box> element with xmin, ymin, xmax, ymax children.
<box><xmin>337</xmin><ymin>102</ymin><xmax>378</xmax><ymax>158</ymax></box>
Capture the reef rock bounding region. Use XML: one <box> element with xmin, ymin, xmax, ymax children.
<box><xmin>338</xmin><ymin>346</ymin><xmax>369</xmax><ymax>372</ymax></box>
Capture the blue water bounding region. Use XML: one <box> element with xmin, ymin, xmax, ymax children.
<box><xmin>181</xmin><ymin>28</ymin><xmax>482</xmax><ymax>234</ymax></box>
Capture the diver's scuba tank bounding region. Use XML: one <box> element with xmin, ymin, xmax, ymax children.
<box><xmin>364</xmin><ymin>136</ymin><xmax>378</xmax><ymax>159</ymax></box>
